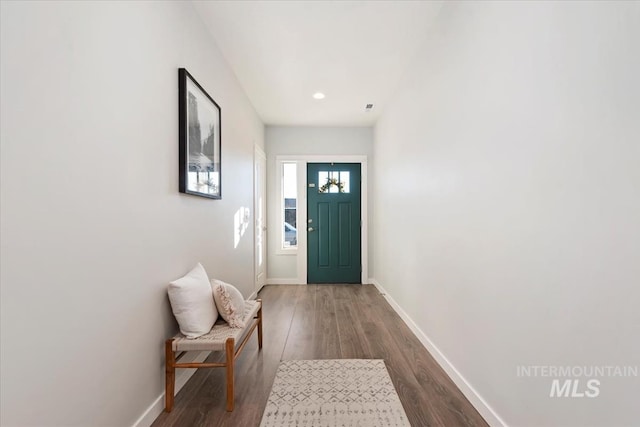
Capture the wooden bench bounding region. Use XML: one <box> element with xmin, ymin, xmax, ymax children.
<box><xmin>165</xmin><ymin>299</ymin><xmax>263</xmax><ymax>412</ymax></box>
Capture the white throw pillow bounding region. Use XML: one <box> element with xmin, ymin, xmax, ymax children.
<box><xmin>168</xmin><ymin>263</ymin><xmax>218</xmax><ymax>338</ymax></box>
<box><xmin>211</xmin><ymin>279</ymin><xmax>246</xmax><ymax>328</ymax></box>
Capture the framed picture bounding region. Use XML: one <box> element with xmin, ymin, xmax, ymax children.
<box><xmin>178</xmin><ymin>68</ymin><xmax>221</xmax><ymax>199</ymax></box>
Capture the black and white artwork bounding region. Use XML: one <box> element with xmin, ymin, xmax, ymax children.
<box><xmin>178</xmin><ymin>68</ymin><xmax>221</xmax><ymax>199</ymax></box>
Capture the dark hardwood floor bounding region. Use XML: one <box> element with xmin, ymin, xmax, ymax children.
<box><xmin>151</xmin><ymin>285</ymin><xmax>488</xmax><ymax>427</ymax></box>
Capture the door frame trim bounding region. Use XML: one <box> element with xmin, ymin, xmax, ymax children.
<box><xmin>277</xmin><ymin>155</ymin><xmax>368</xmax><ymax>285</ymax></box>
<box><xmin>253</xmin><ymin>145</ymin><xmax>267</xmax><ymax>294</ymax></box>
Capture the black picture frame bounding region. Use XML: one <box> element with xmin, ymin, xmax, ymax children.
<box><xmin>178</xmin><ymin>68</ymin><xmax>222</xmax><ymax>199</ymax></box>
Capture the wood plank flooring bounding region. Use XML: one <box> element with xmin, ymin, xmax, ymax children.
<box><xmin>151</xmin><ymin>285</ymin><xmax>488</xmax><ymax>427</ymax></box>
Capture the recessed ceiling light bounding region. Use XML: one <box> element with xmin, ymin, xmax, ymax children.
<box><xmin>312</xmin><ymin>92</ymin><xmax>325</xmax><ymax>100</ymax></box>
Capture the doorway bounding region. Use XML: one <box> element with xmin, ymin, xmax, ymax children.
<box><xmin>307</xmin><ymin>163</ymin><xmax>361</xmax><ymax>284</ymax></box>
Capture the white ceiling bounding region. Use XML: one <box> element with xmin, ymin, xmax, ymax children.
<box><xmin>193</xmin><ymin>1</ymin><xmax>443</xmax><ymax>126</ymax></box>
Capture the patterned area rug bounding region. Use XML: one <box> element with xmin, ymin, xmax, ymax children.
<box><xmin>260</xmin><ymin>359</ymin><xmax>411</xmax><ymax>427</ymax></box>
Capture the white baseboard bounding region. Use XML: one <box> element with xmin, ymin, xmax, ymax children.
<box><xmin>266</xmin><ymin>278</ymin><xmax>305</xmax><ymax>285</ymax></box>
<box><xmin>369</xmin><ymin>278</ymin><xmax>507</xmax><ymax>427</ymax></box>
<box><xmin>132</xmin><ymin>350</ymin><xmax>211</xmax><ymax>427</ymax></box>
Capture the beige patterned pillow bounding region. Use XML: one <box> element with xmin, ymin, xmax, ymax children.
<box><xmin>211</xmin><ymin>279</ymin><xmax>246</xmax><ymax>328</ymax></box>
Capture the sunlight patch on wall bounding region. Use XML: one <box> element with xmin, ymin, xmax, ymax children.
<box><xmin>234</xmin><ymin>206</ymin><xmax>250</xmax><ymax>248</ymax></box>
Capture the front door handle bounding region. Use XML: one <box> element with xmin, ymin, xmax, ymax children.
<box><xmin>308</xmin><ymin>227</ymin><xmax>314</xmax><ymax>232</ymax></box>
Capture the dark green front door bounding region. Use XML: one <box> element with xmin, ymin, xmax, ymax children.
<box><xmin>307</xmin><ymin>163</ymin><xmax>361</xmax><ymax>284</ymax></box>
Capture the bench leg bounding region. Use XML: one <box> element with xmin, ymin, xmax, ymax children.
<box><xmin>165</xmin><ymin>339</ymin><xmax>176</xmax><ymax>412</ymax></box>
<box><xmin>257</xmin><ymin>300</ymin><xmax>263</xmax><ymax>350</ymax></box>
<box><xmin>225</xmin><ymin>337</ymin><xmax>235</xmax><ymax>411</ymax></box>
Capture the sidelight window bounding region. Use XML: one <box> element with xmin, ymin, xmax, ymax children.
<box><xmin>282</xmin><ymin>162</ymin><xmax>297</xmax><ymax>249</ymax></box>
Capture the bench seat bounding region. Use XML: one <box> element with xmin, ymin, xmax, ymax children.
<box><xmin>165</xmin><ymin>299</ymin><xmax>262</xmax><ymax>412</ymax></box>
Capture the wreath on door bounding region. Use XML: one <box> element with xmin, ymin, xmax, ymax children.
<box><xmin>319</xmin><ymin>177</ymin><xmax>346</xmax><ymax>193</ymax></box>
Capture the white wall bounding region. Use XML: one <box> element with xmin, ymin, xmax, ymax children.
<box><xmin>0</xmin><ymin>2</ymin><xmax>263</xmax><ymax>426</ymax></box>
<box><xmin>265</xmin><ymin>126</ymin><xmax>373</xmax><ymax>281</ymax></box>
<box><xmin>373</xmin><ymin>1</ymin><xmax>640</xmax><ymax>426</ymax></box>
